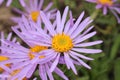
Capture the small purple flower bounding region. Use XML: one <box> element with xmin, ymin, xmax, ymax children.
<box><xmin>0</xmin><ymin>37</ymin><xmax>68</xmax><ymax>80</ymax></box>
<box><xmin>20</xmin><ymin>6</ymin><xmax>102</xmax><ymax>75</ymax></box>
<box><xmin>12</xmin><ymin>0</ymin><xmax>56</xmax><ymax>22</ymax></box>
<box><xmin>0</xmin><ymin>32</ymin><xmax>18</xmax><ymax>73</ymax></box>
<box><xmin>0</xmin><ymin>0</ymin><xmax>25</xmax><ymax>7</ymax></box>
<box><xmin>86</xmin><ymin>0</ymin><xmax>120</xmax><ymax>23</ymax></box>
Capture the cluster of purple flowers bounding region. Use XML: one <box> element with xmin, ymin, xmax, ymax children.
<box><xmin>0</xmin><ymin>0</ymin><xmax>109</xmax><ymax>80</ymax></box>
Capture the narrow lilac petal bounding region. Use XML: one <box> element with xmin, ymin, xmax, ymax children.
<box><xmin>70</xmin><ymin>53</ymin><xmax>91</xmax><ymax>69</ymax></box>
<box><xmin>44</xmin><ymin>2</ymin><xmax>53</xmax><ymax>12</ymax></box>
<box><xmin>63</xmin><ymin>19</ymin><xmax>71</xmax><ymax>34</ymax></box>
<box><xmin>75</xmin><ymin>40</ymin><xmax>103</xmax><ymax>47</ymax></box>
<box><xmin>29</xmin><ymin>0</ymin><xmax>34</xmax><ymax>10</ymax></box>
<box><xmin>96</xmin><ymin>4</ymin><xmax>102</xmax><ymax>9</ymax></box>
<box><xmin>28</xmin><ymin>40</ymin><xmax>50</xmax><ymax>47</ymax></box>
<box><xmin>72</xmin><ymin>60</ymin><xmax>82</xmax><ymax>66</ymax></box>
<box><xmin>38</xmin><ymin>0</ymin><xmax>44</xmax><ymax>9</ymax></box>
<box><xmin>12</xmin><ymin>64</ymin><xmax>32</xmax><ymax>80</ymax></box>
<box><xmin>12</xmin><ymin>37</ymin><xmax>17</xmax><ymax>43</ymax></box>
<box><xmin>41</xmin><ymin>11</ymin><xmax>56</xmax><ymax>36</ymax></box>
<box><xmin>68</xmin><ymin>11</ymin><xmax>85</xmax><ymax>35</ymax></box>
<box><xmin>70</xmin><ymin>51</ymin><xmax>94</xmax><ymax>60</ymax></box>
<box><xmin>0</xmin><ymin>46</ymin><xmax>27</xmax><ymax>55</ymax></box>
<box><xmin>64</xmin><ymin>53</ymin><xmax>77</xmax><ymax>75</ymax></box>
<box><xmin>33</xmin><ymin>0</ymin><xmax>38</xmax><ymax>10</ymax></box>
<box><xmin>56</xmin><ymin>11</ymin><xmax>61</xmax><ymax>33</ymax></box>
<box><xmin>26</xmin><ymin>64</ymin><xmax>37</xmax><ymax>78</ymax></box>
<box><xmin>18</xmin><ymin>65</ymin><xmax>33</xmax><ymax>79</ymax></box>
<box><xmin>38</xmin><ymin>50</ymin><xmax>57</xmax><ymax>64</ymax></box>
<box><xmin>19</xmin><ymin>0</ymin><xmax>25</xmax><ymax>7</ymax></box>
<box><xmin>111</xmin><ymin>9</ymin><xmax>120</xmax><ymax>24</ymax></box>
<box><xmin>46</xmin><ymin>9</ymin><xmax>57</xmax><ymax>14</ymax></box>
<box><xmin>0</xmin><ymin>0</ymin><xmax>4</xmax><ymax>5</ymax></box>
<box><xmin>33</xmin><ymin>78</ymin><xmax>37</xmax><ymax>80</ymax></box>
<box><xmin>12</xmin><ymin>27</ymin><xmax>32</xmax><ymax>47</ymax></box>
<box><xmin>59</xmin><ymin>6</ymin><xmax>69</xmax><ymax>34</ymax></box>
<box><xmin>6</xmin><ymin>0</ymin><xmax>12</xmax><ymax>7</ymax></box>
<box><xmin>39</xmin><ymin>65</ymin><xmax>47</xmax><ymax>80</ymax></box>
<box><xmin>71</xmin><ymin>17</ymin><xmax>93</xmax><ymax>39</ymax></box>
<box><xmin>3</xmin><ymin>40</ymin><xmax>29</xmax><ymax>52</ymax></box>
<box><xmin>64</xmin><ymin>53</ymin><xmax>70</xmax><ymax>69</ymax></box>
<box><xmin>103</xmin><ymin>6</ymin><xmax>108</xmax><ymax>15</ymax></box>
<box><xmin>0</xmin><ymin>32</ymin><xmax>4</xmax><ymax>40</ymax></box>
<box><xmin>0</xmin><ymin>74</ymin><xmax>10</xmax><ymax>79</ymax></box>
<box><xmin>0</xmin><ymin>65</ymin><xmax>11</xmax><ymax>73</ymax></box>
<box><xmin>72</xmin><ymin>48</ymin><xmax>102</xmax><ymax>54</ymax></box>
<box><xmin>50</xmin><ymin>53</ymin><xmax>60</xmax><ymax>72</ymax></box>
<box><xmin>45</xmin><ymin>64</ymin><xmax>54</xmax><ymax>80</ymax></box>
<box><xmin>0</xmin><ymin>59</ymin><xmax>27</xmax><ymax>65</ymax></box>
<box><xmin>54</xmin><ymin>67</ymin><xmax>69</xmax><ymax>80</ymax></box>
<box><xmin>86</xmin><ymin>0</ymin><xmax>97</xmax><ymax>3</ymax></box>
<box><xmin>12</xmin><ymin>61</ymin><xmax>30</xmax><ymax>70</ymax></box>
<box><xmin>113</xmin><ymin>7</ymin><xmax>120</xmax><ymax>14</ymax></box>
<box><xmin>69</xmin><ymin>11</ymin><xmax>74</xmax><ymax>27</ymax></box>
<box><xmin>7</xmin><ymin>33</ymin><xmax>12</xmax><ymax>41</ymax></box>
<box><xmin>74</xmin><ymin>31</ymin><xmax>96</xmax><ymax>44</ymax></box>
<box><xmin>73</xmin><ymin>26</ymin><xmax>94</xmax><ymax>42</ymax></box>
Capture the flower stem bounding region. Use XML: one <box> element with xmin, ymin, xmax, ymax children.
<box><xmin>90</xmin><ymin>9</ymin><xmax>100</xmax><ymax>20</ymax></box>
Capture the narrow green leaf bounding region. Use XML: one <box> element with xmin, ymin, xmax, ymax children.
<box><xmin>110</xmin><ymin>34</ymin><xmax>120</xmax><ymax>60</ymax></box>
<box><xmin>114</xmin><ymin>58</ymin><xmax>120</xmax><ymax>80</ymax></box>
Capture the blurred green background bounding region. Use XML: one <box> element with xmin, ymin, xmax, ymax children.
<box><xmin>0</xmin><ymin>0</ymin><xmax>120</xmax><ymax>80</ymax></box>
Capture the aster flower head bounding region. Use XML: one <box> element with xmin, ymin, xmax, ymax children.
<box><xmin>0</xmin><ymin>32</ymin><xmax>18</xmax><ymax>73</ymax></box>
<box><xmin>21</xmin><ymin>6</ymin><xmax>103</xmax><ymax>75</ymax></box>
<box><xmin>0</xmin><ymin>0</ymin><xmax>25</xmax><ymax>7</ymax></box>
<box><xmin>0</xmin><ymin>36</ymin><xmax>68</xmax><ymax>80</ymax></box>
<box><xmin>1</xmin><ymin>17</ymin><xmax>68</xmax><ymax>79</ymax></box>
<box><xmin>12</xmin><ymin>0</ymin><xmax>56</xmax><ymax>22</ymax></box>
<box><xmin>86</xmin><ymin>0</ymin><xmax>120</xmax><ymax>23</ymax></box>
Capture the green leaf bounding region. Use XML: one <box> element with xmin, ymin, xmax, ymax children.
<box><xmin>114</xmin><ymin>58</ymin><xmax>120</xmax><ymax>80</ymax></box>
<box><xmin>110</xmin><ymin>34</ymin><xmax>120</xmax><ymax>60</ymax></box>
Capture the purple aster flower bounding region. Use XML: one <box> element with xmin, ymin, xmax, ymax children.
<box><xmin>17</xmin><ymin>6</ymin><xmax>103</xmax><ymax>75</ymax></box>
<box><xmin>0</xmin><ymin>0</ymin><xmax>25</xmax><ymax>7</ymax></box>
<box><xmin>0</xmin><ymin>38</ymin><xmax>68</xmax><ymax>80</ymax></box>
<box><xmin>12</xmin><ymin>0</ymin><xmax>56</xmax><ymax>22</ymax></box>
<box><xmin>86</xmin><ymin>0</ymin><xmax>120</xmax><ymax>23</ymax></box>
<box><xmin>0</xmin><ymin>32</ymin><xmax>18</xmax><ymax>73</ymax></box>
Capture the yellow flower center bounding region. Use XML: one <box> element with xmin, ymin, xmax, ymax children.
<box><xmin>0</xmin><ymin>56</ymin><xmax>9</xmax><ymax>72</ymax></box>
<box><xmin>30</xmin><ymin>11</ymin><xmax>40</xmax><ymax>22</ymax></box>
<box><xmin>28</xmin><ymin>45</ymin><xmax>48</xmax><ymax>59</ymax></box>
<box><xmin>98</xmin><ymin>0</ymin><xmax>113</xmax><ymax>6</ymax></box>
<box><xmin>30</xmin><ymin>45</ymin><xmax>48</xmax><ymax>53</ymax></box>
<box><xmin>52</xmin><ymin>33</ymin><xmax>73</xmax><ymax>52</ymax></box>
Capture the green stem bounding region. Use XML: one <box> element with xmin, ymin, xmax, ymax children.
<box><xmin>90</xmin><ymin>9</ymin><xmax>100</xmax><ymax>20</ymax></box>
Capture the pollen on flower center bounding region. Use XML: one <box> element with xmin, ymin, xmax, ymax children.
<box><xmin>98</xmin><ymin>0</ymin><xmax>113</xmax><ymax>5</ymax></box>
<box><xmin>0</xmin><ymin>56</ymin><xmax>9</xmax><ymax>72</ymax></box>
<box><xmin>28</xmin><ymin>45</ymin><xmax>47</xmax><ymax>59</ymax></box>
<box><xmin>30</xmin><ymin>11</ymin><xmax>40</xmax><ymax>22</ymax></box>
<box><xmin>0</xmin><ymin>56</ymin><xmax>9</xmax><ymax>61</ymax></box>
<box><xmin>52</xmin><ymin>33</ymin><xmax>73</xmax><ymax>52</ymax></box>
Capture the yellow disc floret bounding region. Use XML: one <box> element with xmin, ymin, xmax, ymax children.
<box><xmin>98</xmin><ymin>0</ymin><xmax>113</xmax><ymax>6</ymax></box>
<box><xmin>28</xmin><ymin>45</ymin><xmax>48</xmax><ymax>59</ymax></box>
<box><xmin>52</xmin><ymin>33</ymin><xmax>73</xmax><ymax>52</ymax></box>
<box><xmin>0</xmin><ymin>56</ymin><xmax>9</xmax><ymax>72</ymax></box>
<box><xmin>30</xmin><ymin>45</ymin><xmax>48</xmax><ymax>53</ymax></box>
<box><xmin>30</xmin><ymin>11</ymin><xmax>40</xmax><ymax>22</ymax></box>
